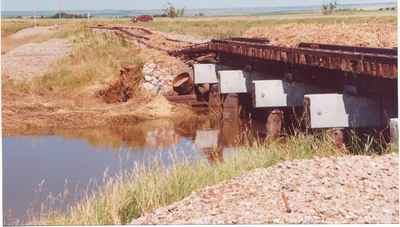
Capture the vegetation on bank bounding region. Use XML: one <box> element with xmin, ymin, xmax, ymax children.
<box><xmin>34</xmin><ymin>132</ymin><xmax>394</xmax><ymax>225</ymax></box>
<box><xmin>1</xmin><ymin>21</ymin><xmax>33</xmax><ymax>36</ymax></box>
<box><xmin>3</xmin><ymin>24</ymin><xmax>144</xmax><ymax>96</ymax></box>
<box><xmin>35</xmin><ymin>30</ymin><xmax>143</xmax><ymax>93</ymax></box>
<box><xmin>1</xmin><ymin>19</ymin><xmax>62</xmax><ymax>37</ymax></box>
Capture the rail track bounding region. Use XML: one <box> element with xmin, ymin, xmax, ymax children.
<box><xmin>90</xmin><ymin>24</ymin><xmax>198</xmax><ymax>52</ymax></box>
<box><xmin>171</xmin><ymin>38</ymin><xmax>397</xmax><ymax>79</ymax></box>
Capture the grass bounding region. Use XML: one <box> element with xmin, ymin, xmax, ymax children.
<box><xmin>1</xmin><ymin>19</ymin><xmax>80</xmax><ymax>37</ymax></box>
<box><xmin>1</xmin><ymin>20</ymin><xmax>35</xmax><ymax>36</ymax></box>
<box><xmin>35</xmin><ymin>29</ymin><xmax>143</xmax><ymax>93</ymax></box>
<box><xmin>138</xmin><ymin>11</ymin><xmax>396</xmax><ymax>38</ymax></box>
<box><xmin>0</xmin><ymin>19</ymin><xmax>76</xmax><ymax>37</ymax></box>
<box><xmin>3</xmin><ymin>24</ymin><xmax>144</xmax><ymax>95</ymax></box>
<box><xmin>1</xmin><ymin>18</ymin><xmax>130</xmax><ymax>37</ymax></box>
<box><xmin>2</xmin><ymin>10</ymin><xmax>395</xmax><ymax>39</ymax></box>
<box><xmin>33</xmin><ymin>131</ymin><xmax>394</xmax><ymax>225</ymax></box>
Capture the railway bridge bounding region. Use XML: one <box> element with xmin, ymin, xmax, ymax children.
<box><xmin>169</xmin><ymin>38</ymin><xmax>398</xmax><ymax>149</ymax></box>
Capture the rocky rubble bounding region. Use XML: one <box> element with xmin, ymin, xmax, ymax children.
<box><xmin>141</xmin><ymin>63</ymin><xmax>176</xmax><ymax>94</ymax></box>
<box><xmin>132</xmin><ymin>153</ymin><xmax>399</xmax><ymax>224</ymax></box>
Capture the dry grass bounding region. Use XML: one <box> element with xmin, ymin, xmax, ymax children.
<box><xmin>138</xmin><ymin>11</ymin><xmax>396</xmax><ymax>43</ymax></box>
<box><xmin>45</xmin><ymin>31</ymin><xmax>141</xmax><ymax>94</ymax></box>
<box><xmin>244</xmin><ymin>22</ymin><xmax>397</xmax><ymax>47</ymax></box>
<box><xmin>1</xmin><ymin>20</ymin><xmax>37</xmax><ymax>37</ymax></box>
<box><xmin>4</xmin><ymin>27</ymin><xmax>144</xmax><ymax>95</ymax></box>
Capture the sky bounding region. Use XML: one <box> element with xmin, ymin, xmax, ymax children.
<box><xmin>1</xmin><ymin>0</ymin><xmax>396</xmax><ymax>11</ymax></box>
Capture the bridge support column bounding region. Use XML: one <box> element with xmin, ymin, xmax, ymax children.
<box><xmin>266</xmin><ymin>109</ymin><xmax>284</xmax><ymax>141</ymax></box>
<box><xmin>327</xmin><ymin>128</ymin><xmax>347</xmax><ymax>153</ymax></box>
<box><xmin>208</xmin><ymin>84</ymin><xmax>222</xmax><ymax>115</ymax></box>
<box><xmin>390</xmin><ymin>118</ymin><xmax>398</xmax><ymax>147</ymax></box>
<box><xmin>252</xmin><ymin>79</ymin><xmax>322</xmax><ymax>141</ymax></box>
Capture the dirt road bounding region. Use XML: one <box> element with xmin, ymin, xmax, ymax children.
<box><xmin>132</xmin><ymin>153</ymin><xmax>399</xmax><ymax>224</ymax></box>
<box><xmin>1</xmin><ymin>25</ymin><xmax>62</xmax><ymax>54</ymax></box>
<box><xmin>2</xmin><ymin>38</ymin><xmax>72</xmax><ymax>80</ymax></box>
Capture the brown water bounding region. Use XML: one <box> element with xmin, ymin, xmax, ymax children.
<box><xmin>3</xmin><ymin>117</ymin><xmax>264</xmax><ymax>225</ymax></box>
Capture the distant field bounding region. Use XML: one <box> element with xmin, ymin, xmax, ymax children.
<box><xmin>1</xmin><ymin>10</ymin><xmax>396</xmax><ymax>48</ymax></box>
<box><xmin>137</xmin><ymin>10</ymin><xmax>396</xmax><ymax>39</ymax></box>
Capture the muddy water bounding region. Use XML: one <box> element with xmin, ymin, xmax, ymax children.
<box><xmin>3</xmin><ymin>118</ymin><xmax>262</xmax><ymax>224</ymax></box>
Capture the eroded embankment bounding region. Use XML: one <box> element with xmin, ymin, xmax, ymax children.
<box><xmin>133</xmin><ymin>153</ymin><xmax>399</xmax><ymax>224</ymax></box>
<box><xmin>2</xmin><ymin>25</ymin><xmax>198</xmax><ymax>136</ymax></box>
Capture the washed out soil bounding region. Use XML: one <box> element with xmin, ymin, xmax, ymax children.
<box><xmin>2</xmin><ymin>89</ymin><xmax>198</xmax><ymax>136</ymax></box>
<box><xmin>96</xmin><ymin>64</ymin><xmax>143</xmax><ymax>103</ymax></box>
<box><xmin>1</xmin><ymin>26</ymin><xmax>199</xmax><ymax>136</ymax></box>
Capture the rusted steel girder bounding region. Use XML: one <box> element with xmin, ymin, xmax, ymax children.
<box><xmin>226</xmin><ymin>37</ymin><xmax>270</xmax><ymax>44</ymax></box>
<box><xmin>298</xmin><ymin>42</ymin><xmax>397</xmax><ymax>56</ymax></box>
<box><xmin>172</xmin><ymin>39</ymin><xmax>398</xmax><ymax>79</ymax></box>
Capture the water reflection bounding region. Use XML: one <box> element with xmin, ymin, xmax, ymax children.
<box><xmin>59</xmin><ymin>119</ymin><xmax>197</xmax><ymax>150</ymax></box>
<box><xmin>3</xmin><ymin>116</ymin><xmax>263</xmax><ymax>225</ymax></box>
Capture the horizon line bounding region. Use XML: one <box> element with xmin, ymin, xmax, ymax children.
<box><xmin>1</xmin><ymin>1</ymin><xmax>397</xmax><ymax>12</ymax></box>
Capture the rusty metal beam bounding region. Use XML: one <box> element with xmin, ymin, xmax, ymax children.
<box><xmin>225</xmin><ymin>37</ymin><xmax>270</xmax><ymax>44</ymax></box>
<box><xmin>172</xmin><ymin>39</ymin><xmax>398</xmax><ymax>79</ymax></box>
<box><xmin>298</xmin><ymin>42</ymin><xmax>397</xmax><ymax>56</ymax></box>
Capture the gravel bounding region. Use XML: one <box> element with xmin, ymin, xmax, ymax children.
<box><xmin>1</xmin><ymin>38</ymin><xmax>72</xmax><ymax>81</ymax></box>
<box><xmin>132</xmin><ymin>153</ymin><xmax>399</xmax><ymax>224</ymax></box>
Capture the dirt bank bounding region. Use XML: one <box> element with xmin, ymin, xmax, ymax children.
<box><xmin>2</xmin><ymin>90</ymin><xmax>197</xmax><ymax>136</ymax></box>
<box><xmin>133</xmin><ymin>153</ymin><xmax>399</xmax><ymax>224</ymax></box>
<box><xmin>1</xmin><ymin>26</ymin><xmax>199</xmax><ymax>136</ymax></box>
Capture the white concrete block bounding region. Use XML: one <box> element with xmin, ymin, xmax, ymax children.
<box><xmin>252</xmin><ymin>80</ymin><xmax>315</xmax><ymax>108</ymax></box>
<box><xmin>193</xmin><ymin>64</ymin><xmax>218</xmax><ymax>84</ymax></box>
<box><xmin>218</xmin><ymin>70</ymin><xmax>247</xmax><ymax>94</ymax></box>
<box><xmin>305</xmin><ymin>94</ymin><xmax>383</xmax><ymax>128</ymax></box>
<box><xmin>195</xmin><ymin>129</ymin><xmax>219</xmax><ymax>149</ymax></box>
<box><xmin>390</xmin><ymin>118</ymin><xmax>398</xmax><ymax>145</ymax></box>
